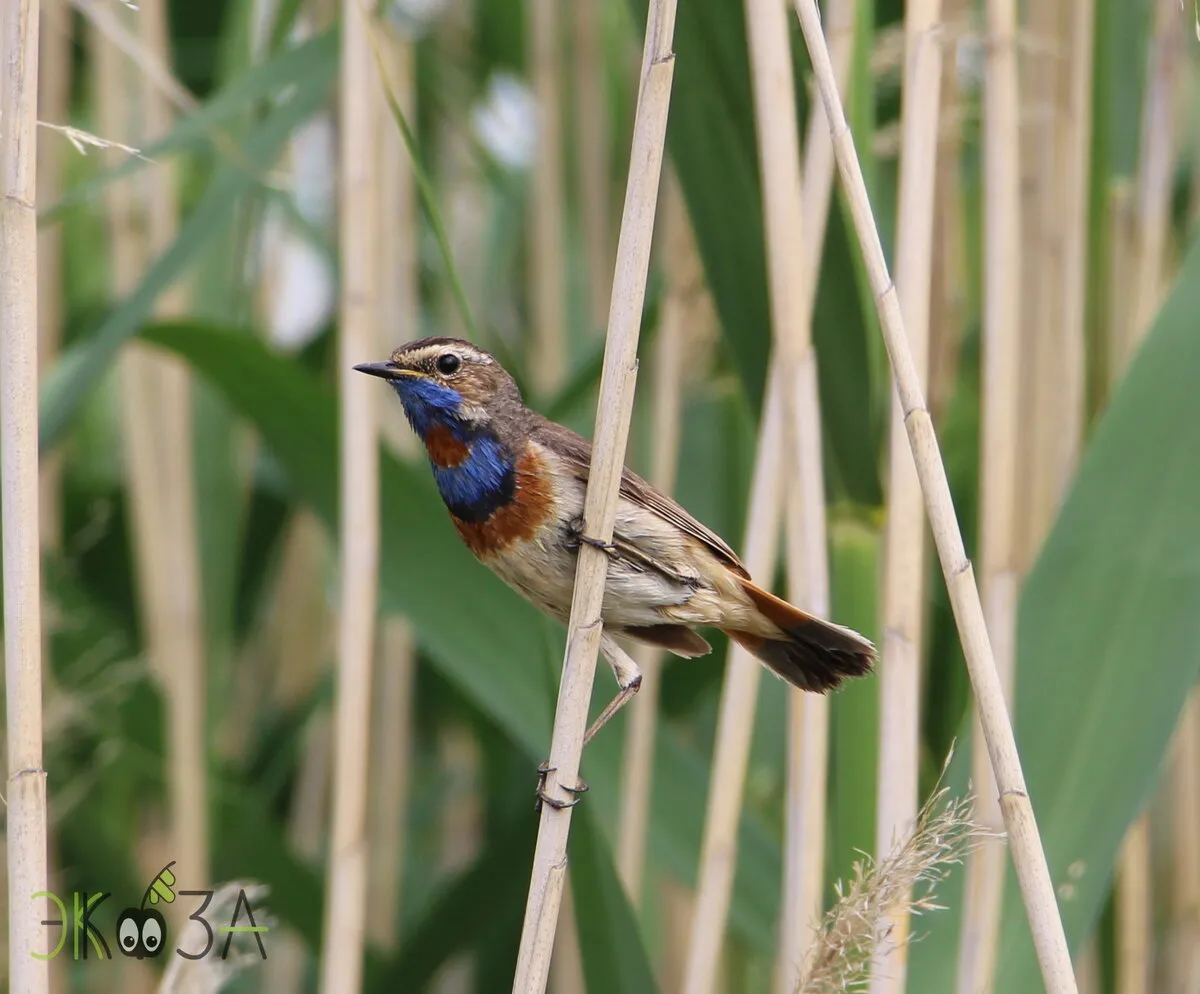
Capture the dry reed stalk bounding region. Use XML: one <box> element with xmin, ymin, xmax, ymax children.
<box><xmin>267</xmin><ymin>729</ymin><xmax>333</xmax><ymax>994</ymax></box>
<box><xmin>36</xmin><ymin>0</ymin><xmax>69</xmax><ymax>553</ymax></box>
<box><xmin>141</xmin><ymin>0</ymin><xmax>210</xmax><ymax>895</ymax></box>
<box><xmin>1075</xmin><ymin>935</ymin><xmax>1103</xmax><ymax>994</ymax></box>
<box><xmin>528</xmin><ymin>0</ymin><xmax>566</xmax><ymax>393</ymax></box>
<box><xmin>268</xmin><ymin>512</ymin><xmax>336</xmax><ymax>707</ymax></box>
<box><xmin>34</xmin><ymin>15</ymin><xmax>70</xmax><ymax>982</ymax></box>
<box><xmin>1</xmin><ymin>0</ymin><xmax>50</xmax><ymax>985</ymax></box>
<box><xmin>778</xmin><ymin>0</ymin><xmax>858</xmax><ymax>979</ymax></box>
<box><xmin>550</xmin><ymin>885</ymin><xmax>587</xmax><ymax>994</ymax></box>
<box><xmin>573</xmin><ymin>0</ymin><xmax>611</xmax><ymax>332</ymax></box>
<box><xmin>614</xmin><ymin>171</ymin><xmax>690</xmax><ymax>902</ymax></box>
<box><xmin>262</xmin><ymin>517</ymin><xmax>334</xmax><ymax>994</ymax></box>
<box><xmin>659</xmin><ymin>877</ymin><xmax>696</xmax><ymax>990</ymax></box>
<box><xmin>1116</xmin><ymin>818</ymin><xmax>1153</xmax><ymax>994</ymax></box>
<box><xmin>289</xmin><ymin>712</ymin><xmax>332</xmax><ymax>855</ymax></box>
<box><xmin>1128</xmin><ymin>0</ymin><xmax>1182</xmax><ymax>349</ymax></box>
<box><xmin>681</xmin><ymin>368</ymin><xmax>788</xmax><ymax>994</ymax></box>
<box><xmin>1113</xmin><ymin>5</ymin><xmax>1182</xmax><ymax>990</ymax></box>
<box><xmin>91</xmin><ymin>0</ymin><xmax>149</xmax><ymax>699</ymax></box>
<box><xmin>318</xmin><ymin>0</ymin><xmax>382</xmax><ymax>988</ymax></box>
<box><xmin>367</xmin><ymin>621</ymin><xmax>415</xmax><ymax>951</ymax></box>
<box><xmin>867</xmin><ymin>0</ymin><xmax>942</xmax><ymax>989</ymax></box>
<box><xmin>742</xmin><ymin>0</ymin><xmax>838</xmax><ymax>986</ymax></box>
<box><xmin>374</xmin><ymin>22</ymin><xmax>420</xmax><ymax>460</ymax></box>
<box><xmin>953</xmin><ymin>0</ymin><xmax>1022</xmax><ymax>987</ymax></box>
<box><xmin>1012</xmin><ymin>0</ymin><xmax>1092</xmax><ymax>571</ymax></box>
<box><xmin>680</xmin><ymin>0</ymin><xmax>857</xmax><ymax>979</ymax></box>
<box><xmin>778</xmin><ymin>440</ymin><xmax>833</xmax><ymax>990</ymax></box>
<box><xmin>92</xmin><ymin>0</ymin><xmax>209</xmax><ymax>909</ymax></box>
<box><xmin>926</xmin><ymin>0</ymin><xmax>966</xmax><ymax>426</ymax></box>
<box><xmin>1054</xmin><ymin>0</ymin><xmax>1095</xmax><ymax>486</ymax></box>
<box><xmin>1167</xmin><ymin>696</ymin><xmax>1200</xmax><ymax>993</ymax></box>
<box><xmin>794</xmin><ymin>0</ymin><xmax>856</xmax><ymax>257</ymax></box>
<box><xmin>1103</xmin><ymin>185</ymin><xmax>1134</xmax><ymax>405</ymax></box>
<box><xmin>1012</xmin><ymin>0</ymin><xmax>1066</xmax><ymax>570</ymax></box>
<box><xmin>792</xmin><ymin>2</ymin><xmax>1079</xmax><ymax>990</ymax></box>
<box><xmin>435</xmin><ymin>0</ymin><xmax>484</xmax><ymax>342</ymax></box>
<box><xmin>366</xmin><ymin>20</ymin><xmax>419</xmax><ymax>952</ymax></box>
<box><xmin>510</xmin><ymin>4</ymin><xmax>678</xmax><ymax>988</ymax></box>
<box><xmin>432</xmin><ymin>724</ymin><xmax>484</xmax><ymax>994</ymax></box>
<box><xmin>528</xmin><ymin>6</ymin><xmax>578</xmax><ymax>985</ymax></box>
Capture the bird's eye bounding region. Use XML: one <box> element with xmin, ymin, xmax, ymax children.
<box><xmin>436</xmin><ymin>353</ymin><xmax>461</xmax><ymax>375</ymax></box>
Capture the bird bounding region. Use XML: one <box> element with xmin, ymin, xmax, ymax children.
<box><xmin>355</xmin><ymin>337</ymin><xmax>875</xmax><ymax>803</ymax></box>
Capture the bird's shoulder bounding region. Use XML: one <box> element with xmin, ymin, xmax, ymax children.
<box><xmin>527</xmin><ymin>416</ymin><xmax>750</xmax><ymax>579</ymax></box>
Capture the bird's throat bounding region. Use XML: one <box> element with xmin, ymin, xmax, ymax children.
<box><xmin>392</xmin><ymin>376</ymin><xmax>518</xmax><ymax>523</ymax></box>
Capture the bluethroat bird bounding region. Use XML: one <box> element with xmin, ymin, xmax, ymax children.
<box><xmin>356</xmin><ymin>338</ymin><xmax>875</xmax><ymax>808</ymax></box>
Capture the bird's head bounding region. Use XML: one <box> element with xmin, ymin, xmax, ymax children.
<box><xmin>354</xmin><ymin>337</ymin><xmax>523</xmax><ymax>441</ymax></box>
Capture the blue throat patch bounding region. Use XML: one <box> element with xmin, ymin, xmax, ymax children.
<box><xmin>391</xmin><ymin>377</ymin><xmax>516</xmax><ymax>522</ymax></box>
<box><xmin>390</xmin><ymin>376</ymin><xmax>462</xmax><ymax>439</ymax></box>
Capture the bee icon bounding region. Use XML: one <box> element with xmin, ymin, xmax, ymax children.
<box><xmin>115</xmin><ymin>907</ymin><xmax>167</xmax><ymax>959</ymax></box>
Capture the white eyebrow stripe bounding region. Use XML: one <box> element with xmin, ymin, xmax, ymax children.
<box><xmin>398</xmin><ymin>343</ymin><xmax>492</xmax><ymax>366</ymax></box>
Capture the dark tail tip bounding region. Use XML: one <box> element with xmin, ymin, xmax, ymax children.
<box><xmin>723</xmin><ymin>622</ymin><xmax>875</xmax><ymax>693</ymax></box>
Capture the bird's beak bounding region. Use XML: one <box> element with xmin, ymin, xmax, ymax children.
<box><xmin>353</xmin><ymin>361</ymin><xmax>424</xmax><ymax>381</ymax></box>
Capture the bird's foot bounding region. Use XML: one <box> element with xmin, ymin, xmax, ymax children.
<box><xmin>535</xmin><ymin>761</ymin><xmax>589</xmax><ymax>814</ymax></box>
<box><xmin>566</xmin><ymin>516</ymin><xmax>617</xmax><ymax>556</ymax></box>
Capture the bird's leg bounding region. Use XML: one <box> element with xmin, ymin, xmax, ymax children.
<box><xmin>534</xmin><ymin>634</ymin><xmax>643</xmax><ymax>813</ymax></box>
<box><xmin>583</xmin><ymin>633</ymin><xmax>643</xmax><ymax>747</ymax></box>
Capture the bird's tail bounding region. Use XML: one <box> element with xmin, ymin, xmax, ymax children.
<box><xmin>722</xmin><ymin>579</ymin><xmax>875</xmax><ymax>693</ymax></box>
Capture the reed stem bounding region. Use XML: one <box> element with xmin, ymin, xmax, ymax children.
<box><xmin>1116</xmin><ymin>819</ymin><xmax>1152</xmax><ymax>994</ymax></box>
<box><xmin>368</xmin><ymin>17</ymin><xmax>419</xmax><ymax>952</ymax></box>
<box><xmin>792</xmin><ymin>2</ymin><xmax>1079</xmax><ymax>990</ymax></box>
<box><xmin>614</xmin><ymin>172</ymin><xmax>690</xmax><ymax>903</ymax></box>
<box><xmin>433</xmin><ymin>723</ymin><xmax>484</xmax><ymax>994</ymax></box>
<box><xmin>1128</xmin><ymin>0</ymin><xmax>1182</xmax><ymax>350</ymax></box>
<box><xmin>1167</xmin><ymin>696</ymin><xmax>1200</xmax><ymax>992</ymax></box>
<box><xmin>528</xmin><ymin>0</ymin><xmax>566</xmax><ymax>393</ymax></box>
<box><xmin>743</xmin><ymin>0</ymin><xmax>841</xmax><ymax>986</ymax></box>
<box><xmin>778</xmin><ymin>0</ymin><xmax>857</xmax><ymax>976</ymax></box>
<box><xmin>143</xmin><ymin>0</ymin><xmax>210</xmax><ymax>894</ymax></box>
<box><xmin>954</xmin><ymin>0</ymin><xmax>1022</xmax><ymax>986</ymax></box>
<box><xmin>681</xmin><ymin>368</ymin><xmax>787</xmax><ymax>994</ymax></box>
<box><xmin>318</xmin><ymin>0</ymin><xmax>382</xmax><ymax>987</ymax></box>
<box><xmin>1055</xmin><ymin>0</ymin><xmax>1095</xmax><ymax>485</ymax></box>
<box><xmin>509</xmin><ymin>2</ymin><xmax>678</xmax><ymax>989</ymax></box>
<box><xmin>1</xmin><ymin>0</ymin><xmax>51</xmax><ymax>985</ymax></box>
<box><xmin>573</xmin><ymin>0</ymin><xmax>612</xmax><ymax>333</ymax></box>
<box><xmin>868</xmin><ymin>0</ymin><xmax>941</xmax><ymax>987</ymax></box>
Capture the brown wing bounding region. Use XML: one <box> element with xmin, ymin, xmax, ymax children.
<box><xmin>530</xmin><ymin>418</ymin><xmax>750</xmax><ymax>580</ymax></box>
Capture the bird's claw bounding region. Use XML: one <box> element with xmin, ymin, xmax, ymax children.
<box><xmin>566</xmin><ymin>517</ymin><xmax>617</xmax><ymax>556</ymax></box>
<box><xmin>535</xmin><ymin>761</ymin><xmax>589</xmax><ymax>813</ymax></box>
